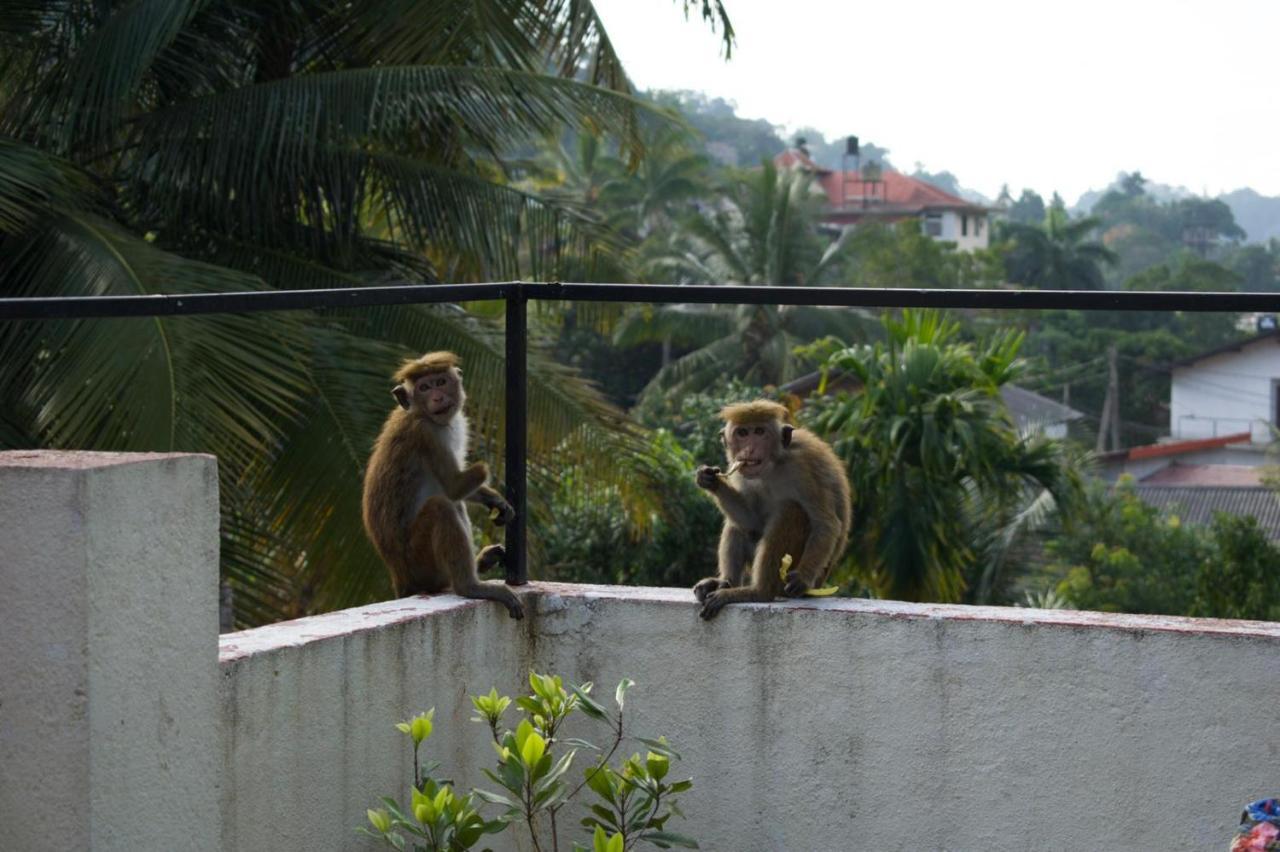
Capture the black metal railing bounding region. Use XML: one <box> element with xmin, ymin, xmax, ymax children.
<box><xmin>5</xmin><ymin>281</ymin><xmax>1280</xmax><ymax>585</ymax></box>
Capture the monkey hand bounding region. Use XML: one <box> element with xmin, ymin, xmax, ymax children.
<box><xmin>782</xmin><ymin>571</ymin><xmax>810</xmax><ymax>598</ymax></box>
<box><xmin>488</xmin><ymin>497</ymin><xmax>516</xmax><ymax>527</ymax></box>
<box><xmin>465</xmin><ymin>461</ymin><xmax>490</xmax><ymax>481</ymax></box>
<box><xmin>695</xmin><ymin>465</ymin><xmax>722</xmax><ymax>491</ymax></box>
<box><xmin>693</xmin><ymin>576</ymin><xmax>728</xmax><ymax>603</ymax></box>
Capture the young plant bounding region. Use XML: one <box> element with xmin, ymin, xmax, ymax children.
<box><xmin>474</xmin><ymin>674</ymin><xmax>698</xmax><ymax>852</ymax></box>
<box><xmin>358</xmin><ymin>708</ymin><xmax>507</xmax><ymax>852</ymax></box>
<box><xmin>359</xmin><ymin>674</ymin><xmax>697</xmax><ymax>852</ymax></box>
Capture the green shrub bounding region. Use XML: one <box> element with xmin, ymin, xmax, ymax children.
<box><xmin>360</xmin><ymin>674</ymin><xmax>698</xmax><ymax>852</ymax></box>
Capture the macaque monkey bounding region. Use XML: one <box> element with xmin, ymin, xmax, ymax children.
<box><xmin>362</xmin><ymin>351</ymin><xmax>523</xmax><ymax>619</ymax></box>
<box><xmin>692</xmin><ymin>400</ymin><xmax>851</xmax><ymax>620</ymax></box>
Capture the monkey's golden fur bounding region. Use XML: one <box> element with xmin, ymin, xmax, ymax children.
<box><xmin>693</xmin><ymin>403</ymin><xmax>852</xmax><ymax>619</ymax></box>
<box><xmin>362</xmin><ymin>351</ymin><xmax>522</xmax><ymax>618</ymax></box>
<box><xmin>718</xmin><ymin>399</ymin><xmax>791</xmax><ymax>425</ymax></box>
<box><xmin>393</xmin><ymin>351</ymin><xmax>461</xmax><ymax>383</ymax></box>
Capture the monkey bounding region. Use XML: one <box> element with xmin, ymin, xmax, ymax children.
<box><xmin>692</xmin><ymin>400</ymin><xmax>852</xmax><ymax>620</ymax></box>
<box><xmin>362</xmin><ymin>351</ymin><xmax>523</xmax><ymax>619</ymax></box>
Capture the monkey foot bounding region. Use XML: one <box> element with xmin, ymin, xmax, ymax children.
<box><xmin>699</xmin><ymin>590</ymin><xmax>729</xmax><ymax>620</ymax></box>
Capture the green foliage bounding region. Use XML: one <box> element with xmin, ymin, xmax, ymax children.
<box><xmin>541</xmin><ymin>430</ymin><xmax>721</xmax><ymax>589</ymax></box>
<box><xmin>842</xmin><ymin>220</ymin><xmax>1004</xmax><ymax>288</ymax></box>
<box><xmin>0</xmin><ymin>0</ymin><xmax>728</xmax><ymax>625</ymax></box>
<box><xmin>361</xmin><ymin>673</ymin><xmax>697</xmax><ymax>852</ymax></box>
<box><xmin>808</xmin><ymin>310</ymin><xmax>1082</xmax><ymax>603</ymax></box>
<box><xmin>1044</xmin><ymin>479</ymin><xmax>1280</xmax><ymax>620</ymax></box>
<box><xmin>1191</xmin><ymin>515</ymin><xmax>1280</xmax><ymax>621</ymax></box>
<box><xmin>998</xmin><ymin>206</ymin><xmax>1117</xmax><ymax>290</ymax></box>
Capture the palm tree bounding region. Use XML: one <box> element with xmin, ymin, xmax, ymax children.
<box><xmin>1000</xmin><ymin>205</ymin><xmax>1118</xmax><ymax>290</ymax></box>
<box><xmin>615</xmin><ymin>161</ymin><xmax>870</xmax><ymax>403</ymax></box>
<box><xmin>807</xmin><ymin>310</ymin><xmax>1081</xmax><ymax>603</ymax></box>
<box><xmin>0</xmin><ymin>0</ymin><xmax>732</xmax><ymax>625</ymax></box>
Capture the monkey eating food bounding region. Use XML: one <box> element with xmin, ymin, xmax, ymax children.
<box><xmin>362</xmin><ymin>351</ymin><xmax>523</xmax><ymax>619</ymax></box>
<box><xmin>692</xmin><ymin>400</ymin><xmax>852</xmax><ymax>620</ymax></box>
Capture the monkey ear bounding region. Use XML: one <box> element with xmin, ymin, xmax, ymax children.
<box><xmin>391</xmin><ymin>385</ymin><xmax>410</xmax><ymax>410</ymax></box>
<box><xmin>781</xmin><ymin>425</ymin><xmax>794</xmax><ymax>448</ymax></box>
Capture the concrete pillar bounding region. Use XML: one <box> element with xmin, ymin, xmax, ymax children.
<box><xmin>0</xmin><ymin>451</ymin><xmax>220</xmax><ymax>851</ymax></box>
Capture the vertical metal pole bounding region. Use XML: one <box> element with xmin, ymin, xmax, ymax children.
<box><xmin>504</xmin><ymin>285</ymin><xmax>528</xmax><ymax>585</ymax></box>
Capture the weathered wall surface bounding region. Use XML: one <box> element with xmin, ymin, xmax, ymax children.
<box><xmin>220</xmin><ymin>584</ymin><xmax>1280</xmax><ymax>852</ymax></box>
<box><xmin>6</xmin><ymin>451</ymin><xmax>1276</xmax><ymax>851</ymax></box>
<box><xmin>0</xmin><ymin>451</ymin><xmax>220</xmax><ymax>852</ymax></box>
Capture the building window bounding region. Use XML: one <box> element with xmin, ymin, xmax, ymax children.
<box><xmin>975</xmin><ymin>216</ymin><xmax>983</xmax><ymax>236</ymax></box>
<box><xmin>961</xmin><ymin>215</ymin><xmax>968</xmax><ymax>237</ymax></box>
<box><xmin>924</xmin><ymin>214</ymin><xmax>942</xmax><ymax>238</ymax></box>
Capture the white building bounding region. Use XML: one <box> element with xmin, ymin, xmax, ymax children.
<box><xmin>1169</xmin><ymin>331</ymin><xmax>1280</xmax><ymax>444</ymax></box>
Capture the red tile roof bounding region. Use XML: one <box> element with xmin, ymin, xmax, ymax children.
<box><xmin>1125</xmin><ymin>431</ymin><xmax>1252</xmax><ymax>461</ymax></box>
<box><xmin>1140</xmin><ymin>463</ymin><xmax>1264</xmax><ymax>487</ymax></box>
<box><xmin>774</xmin><ymin>149</ymin><xmax>984</xmax><ymax>215</ymax></box>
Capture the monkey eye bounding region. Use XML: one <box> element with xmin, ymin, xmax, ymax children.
<box><xmin>416</xmin><ymin>381</ymin><xmax>430</xmax><ymax>393</ymax></box>
<box><xmin>735</xmin><ymin>427</ymin><xmax>748</xmax><ymax>438</ymax></box>
<box><xmin>753</xmin><ymin>426</ymin><xmax>765</xmax><ymax>435</ymax></box>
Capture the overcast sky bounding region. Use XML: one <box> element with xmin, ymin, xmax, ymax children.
<box><xmin>591</xmin><ymin>0</ymin><xmax>1279</xmax><ymax>205</ymax></box>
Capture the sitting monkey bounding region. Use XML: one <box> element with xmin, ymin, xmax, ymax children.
<box><xmin>693</xmin><ymin>400</ymin><xmax>851</xmax><ymax>620</ymax></box>
<box><xmin>362</xmin><ymin>351</ymin><xmax>523</xmax><ymax>618</ymax></box>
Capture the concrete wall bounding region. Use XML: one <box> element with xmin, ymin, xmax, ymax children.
<box><xmin>6</xmin><ymin>452</ymin><xmax>1277</xmax><ymax>851</ymax></box>
<box><xmin>0</xmin><ymin>451</ymin><xmax>220</xmax><ymax>852</ymax></box>
<box><xmin>220</xmin><ymin>585</ymin><xmax>1280</xmax><ymax>852</ymax></box>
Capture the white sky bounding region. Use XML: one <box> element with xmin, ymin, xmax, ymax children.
<box><xmin>591</xmin><ymin>0</ymin><xmax>1280</xmax><ymax>205</ymax></box>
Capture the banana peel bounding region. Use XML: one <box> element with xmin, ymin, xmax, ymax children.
<box><xmin>779</xmin><ymin>554</ymin><xmax>840</xmax><ymax>597</ymax></box>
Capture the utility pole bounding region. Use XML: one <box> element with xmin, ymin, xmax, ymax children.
<box><xmin>1095</xmin><ymin>346</ymin><xmax>1121</xmax><ymax>452</ymax></box>
<box><xmin>1108</xmin><ymin>346</ymin><xmax>1122</xmax><ymax>451</ymax></box>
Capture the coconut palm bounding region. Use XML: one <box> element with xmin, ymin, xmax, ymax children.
<box><xmin>0</xmin><ymin>0</ymin><xmax>732</xmax><ymax>625</ymax></box>
<box><xmin>1000</xmin><ymin>205</ymin><xmax>1118</xmax><ymax>290</ymax></box>
<box><xmin>615</xmin><ymin>160</ymin><xmax>869</xmax><ymax>403</ymax></box>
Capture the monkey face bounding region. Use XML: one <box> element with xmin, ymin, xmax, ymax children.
<box><xmin>413</xmin><ymin>369</ymin><xmax>463</xmax><ymax>424</ymax></box>
<box><xmin>724</xmin><ymin>422</ymin><xmax>782</xmax><ymax>478</ymax></box>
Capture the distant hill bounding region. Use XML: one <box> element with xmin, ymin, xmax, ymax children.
<box><xmin>1219</xmin><ymin>188</ymin><xmax>1280</xmax><ymax>243</ymax></box>
<box><xmin>1074</xmin><ymin>177</ymin><xmax>1280</xmax><ymax>243</ymax></box>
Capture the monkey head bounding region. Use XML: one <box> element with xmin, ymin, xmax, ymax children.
<box><xmin>392</xmin><ymin>351</ymin><xmax>466</xmax><ymax>425</ymax></box>
<box><xmin>719</xmin><ymin>400</ymin><xmax>794</xmax><ymax>479</ymax></box>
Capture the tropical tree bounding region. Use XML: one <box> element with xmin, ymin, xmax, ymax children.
<box><xmin>1000</xmin><ymin>205</ymin><xmax>1117</xmax><ymax>290</ymax></box>
<box><xmin>806</xmin><ymin>311</ymin><xmax>1082</xmax><ymax>603</ymax></box>
<box><xmin>615</xmin><ymin>161</ymin><xmax>870</xmax><ymax>404</ymax></box>
<box><xmin>0</xmin><ymin>0</ymin><xmax>733</xmax><ymax>625</ymax></box>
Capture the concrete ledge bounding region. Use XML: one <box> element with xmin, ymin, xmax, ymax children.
<box><xmin>219</xmin><ymin>583</ymin><xmax>1280</xmax><ymax>852</ymax></box>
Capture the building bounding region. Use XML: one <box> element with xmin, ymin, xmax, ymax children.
<box><xmin>1169</xmin><ymin>329</ymin><xmax>1280</xmax><ymax>444</ymax></box>
<box><xmin>774</xmin><ymin>146</ymin><xmax>991</xmax><ymax>251</ymax></box>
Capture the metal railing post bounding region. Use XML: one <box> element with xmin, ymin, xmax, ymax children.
<box><xmin>504</xmin><ymin>283</ymin><xmax>528</xmax><ymax>585</ymax></box>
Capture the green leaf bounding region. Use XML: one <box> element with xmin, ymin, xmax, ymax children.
<box><xmin>367</xmin><ymin>808</ymin><xmax>391</xmax><ymax>833</ymax></box>
<box><xmin>520</xmin><ymin>730</ymin><xmax>547</xmax><ymax>767</ymax></box>
<box><xmin>614</xmin><ymin>678</ymin><xmax>634</xmax><ymax>711</ymax></box>
<box><xmin>569</xmin><ymin>685</ymin><xmax>608</xmax><ymax>720</ymax></box>
<box><xmin>640</xmin><ymin>830</ymin><xmax>700</xmax><ymax>848</ymax></box>
<box><xmin>472</xmin><ymin>788</ymin><xmax>521</xmax><ymax>810</ymax></box>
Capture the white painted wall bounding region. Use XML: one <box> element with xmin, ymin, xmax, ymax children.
<box><xmin>0</xmin><ymin>451</ymin><xmax>221</xmax><ymax>852</ymax></box>
<box><xmin>220</xmin><ymin>585</ymin><xmax>1280</xmax><ymax>852</ymax></box>
<box><xmin>1171</xmin><ymin>337</ymin><xmax>1280</xmax><ymax>442</ymax></box>
<box><xmin>6</xmin><ymin>452</ymin><xmax>1278</xmax><ymax>852</ymax></box>
<box><xmin>932</xmin><ymin>210</ymin><xmax>990</xmax><ymax>251</ymax></box>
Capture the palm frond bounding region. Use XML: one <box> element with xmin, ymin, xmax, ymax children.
<box><xmin>137</xmin><ymin>66</ymin><xmax>656</xmax><ymax>178</ymax></box>
<box><xmin>0</xmin><ymin>136</ymin><xmax>98</xmax><ymax>231</ymax></box>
